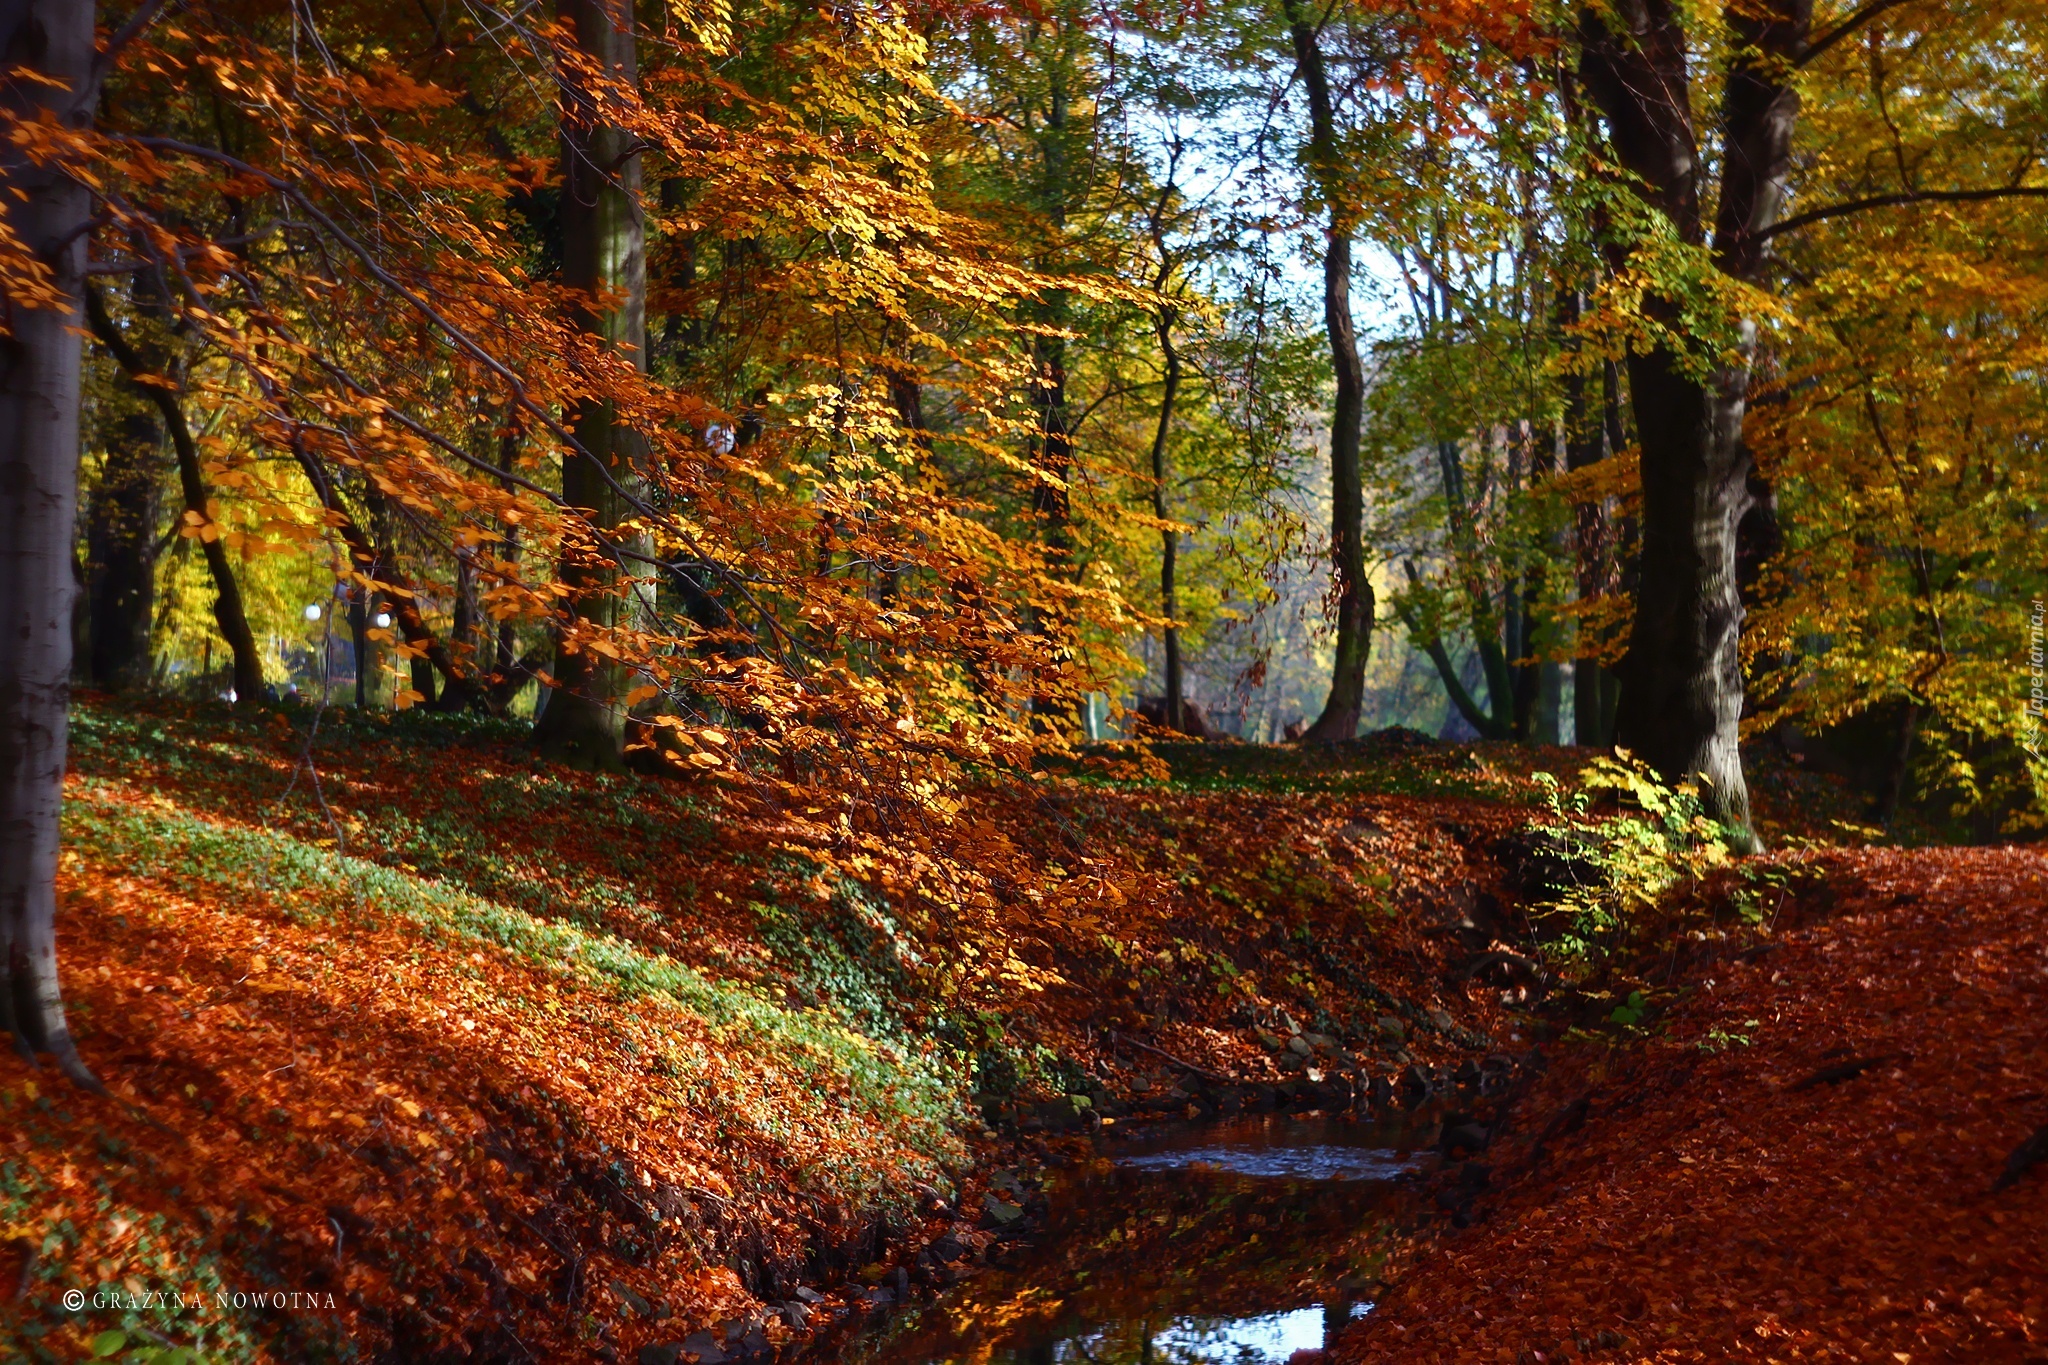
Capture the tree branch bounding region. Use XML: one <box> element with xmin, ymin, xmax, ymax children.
<box><xmin>82</xmin><ymin>281</ymin><xmax>265</xmax><ymax>702</ymax></box>
<box><xmin>1799</xmin><ymin>0</ymin><xmax>1915</xmax><ymax>68</ymax></box>
<box><xmin>1759</xmin><ymin>185</ymin><xmax>2048</xmax><ymax>240</ymax></box>
<box><xmin>90</xmin><ymin>0</ymin><xmax>172</xmax><ymax>95</ymax></box>
<box><xmin>113</xmin><ymin>135</ymin><xmax>805</xmax><ymax>671</ymax></box>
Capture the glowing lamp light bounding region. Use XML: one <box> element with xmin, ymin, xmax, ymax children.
<box><xmin>303</xmin><ymin>604</ymin><xmax>323</xmax><ymax>622</ymax></box>
<box><xmin>373</xmin><ymin>611</ymin><xmax>393</xmax><ymax>630</ymax></box>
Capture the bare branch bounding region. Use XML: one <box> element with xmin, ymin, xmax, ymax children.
<box><xmin>1759</xmin><ymin>185</ymin><xmax>2048</xmax><ymax>240</ymax></box>
<box><xmin>1799</xmin><ymin>0</ymin><xmax>1916</xmax><ymax>68</ymax></box>
<box><xmin>91</xmin><ymin>0</ymin><xmax>173</xmax><ymax>93</ymax></box>
<box><xmin>113</xmin><ymin>134</ymin><xmax>805</xmax><ymax>668</ymax></box>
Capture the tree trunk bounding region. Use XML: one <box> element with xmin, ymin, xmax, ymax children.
<box><xmin>1563</xmin><ymin>291</ymin><xmax>1618</xmax><ymax>747</ymax></box>
<box><xmin>1580</xmin><ymin>0</ymin><xmax>1810</xmax><ymax>845</ymax></box>
<box><xmin>1417</xmin><ymin>634</ymin><xmax>1512</xmax><ymax>740</ymax></box>
<box><xmin>349</xmin><ymin>587</ymin><xmax>372</xmax><ymax>708</ymax></box>
<box><xmin>0</xmin><ymin>0</ymin><xmax>101</xmax><ymax>1087</ymax></box>
<box><xmin>1589</xmin><ymin>358</ymin><xmax>1630</xmax><ymax>742</ymax></box>
<box><xmin>1873</xmin><ymin>699</ymin><xmax>1921</xmax><ymax>828</ymax></box>
<box><xmin>1287</xmin><ymin>0</ymin><xmax>1373</xmax><ymax>742</ymax></box>
<box><xmin>83</xmin><ymin>285</ymin><xmax>264</xmax><ymax>705</ymax></box>
<box><xmin>534</xmin><ymin>0</ymin><xmax>646</xmax><ymax>771</ymax></box>
<box><xmin>81</xmin><ymin>405</ymin><xmax>162</xmax><ymax>690</ymax></box>
<box><xmin>1610</xmin><ymin>348</ymin><xmax>1755</xmax><ymax>833</ymax></box>
<box><xmin>411</xmin><ymin>653</ymin><xmax>438</xmax><ymax>708</ymax></box>
<box><xmin>82</xmin><ymin>238</ymin><xmax>178</xmax><ymax>692</ymax></box>
<box><xmin>1433</xmin><ymin>436</ymin><xmax>1513</xmax><ymax>730</ymax></box>
<box><xmin>880</xmin><ymin>364</ymin><xmax>927</xmax><ymax>611</ymax></box>
<box><xmin>1024</xmin><ymin>41</ymin><xmax>1077</xmax><ymax>729</ymax></box>
<box><xmin>1026</xmin><ymin>321</ymin><xmax>1074</xmax><ymax>726</ymax></box>
<box><xmin>1400</xmin><ymin>561</ymin><xmax>1512</xmax><ymax>741</ymax></box>
<box><xmin>321</xmin><ymin>479</ymin><xmax>477</xmax><ymax>710</ymax></box>
<box><xmin>1149</xmin><ymin>310</ymin><xmax>1185</xmax><ymax>732</ymax></box>
<box><xmin>1517</xmin><ymin>421</ymin><xmax>1562</xmax><ymax>742</ymax></box>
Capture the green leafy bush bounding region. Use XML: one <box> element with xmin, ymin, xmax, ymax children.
<box><xmin>1528</xmin><ymin>752</ymin><xmax>1732</xmax><ymax>964</ymax></box>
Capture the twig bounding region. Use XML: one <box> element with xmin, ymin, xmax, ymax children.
<box><xmin>1789</xmin><ymin>1053</ymin><xmax>1907</xmax><ymax>1092</ymax></box>
<box><xmin>1993</xmin><ymin>1122</ymin><xmax>2048</xmax><ymax>1193</ymax></box>
<box><xmin>10</xmin><ymin>1237</ymin><xmax>35</xmax><ymax>1303</ymax></box>
<box><xmin>1108</xmin><ymin>1029</ymin><xmax>1231</xmax><ymax>1084</ymax></box>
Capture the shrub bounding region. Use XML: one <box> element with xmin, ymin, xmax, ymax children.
<box><xmin>1527</xmin><ymin>752</ymin><xmax>1732</xmax><ymax>965</ymax></box>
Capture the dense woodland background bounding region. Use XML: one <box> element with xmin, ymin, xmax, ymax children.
<box><xmin>1</xmin><ymin>0</ymin><xmax>2038</xmax><ymax>784</ymax></box>
<box><xmin>10</xmin><ymin>0</ymin><xmax>2040</xmax><ymax>819</ymax></box>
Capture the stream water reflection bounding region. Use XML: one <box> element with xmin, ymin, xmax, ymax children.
<box><xmin>837</xmin><ymin>1116</ymin><xmax>1422</xmax><ymax>1365</ymax></box>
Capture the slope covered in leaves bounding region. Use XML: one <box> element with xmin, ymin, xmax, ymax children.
<box><xmin>6</xmin><ymin>770</ymin><xmax>968</xmax><ymax>1362</ymax></box>
<box><xmin>3</xmin><ymin>700</ymin><xmax>1560</xmax><ymax>1361</ymax></box>
<box><xmin>1339</xmin><ymin>846</ymin><xmax>2048</xmax><ymax>1362</ymax></box>
<box><xmin>2</xmin><ymin>699</ymin><xmax>1914</xmax><ymax>1361</ymax></box>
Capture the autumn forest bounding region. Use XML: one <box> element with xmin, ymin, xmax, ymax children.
<box><xmin>1</xmin><ymin>0</ymin><xmax>2044</xmax><ymax>1361</ymax></box>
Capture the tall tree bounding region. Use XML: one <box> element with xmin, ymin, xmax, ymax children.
<box><xmin>1140</xmin><ymin>138</ymin><xmax>1198</xmax><ymax>734</ymax></box>
<box><xmin>533</xmin><ymin>0</ymin><xmax>648</xmax><ymax>770</ymax></box>
<box><xmin>1578</xmin><ymin>0</ymin><xmax>1813</xmax><ymax>844</ymax></box>
<box><xmin>80</xmin><ymin>241</ymin><xmax>172</xmax><ymax>692</ymax></box>
<box><xmin>79</xmin><ymin>396</ymin><xmax>161</xmax><ymax>690</ymax></box>
<box><xmin>83</xmin><ymin>283</ymin><xmax>265</xmax><ymax>705</ymax></box>
<box><xmin>1</xmin><ymin>0</ymin><xmax>101</xmax><ymax>1086</ymax></box>
<box><xmin>1146</xmin><ymin>268</ymin><xmax>1188</xmax><ymax>733</ymax></box>
<box><xmin>1561</xmin><ymin>299</ymin><xmax>1624</xmax><ymax>747</ymax></box>
<box><xmin>1285</xmin><ymin>0</ymin><xmax>1373</xmax><ymax>742</ymax></box>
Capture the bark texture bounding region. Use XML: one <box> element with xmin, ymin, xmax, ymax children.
<box><xmin>0</xmin><ymin>0</ymin><xmax>100</xmax><ymax>1086</ymax></box>
<box><xmin>534</xmin><ymin>0</ymin><xmax>646</xmax><ymax>771</ymax></box>
<box><xmin>1580</xmin><ymin>0</ymin><xmax>1810</xmax><ymax>844</ymax></box>
<box><xmin>1287</xmin><ymin>0</ymin><xmax>1373</xmax><ymax>742</ymax></box>
<box><xmin>1024</xmin><ymin>39</ymin><xmax>1076</xmax><ymax>727</ymax></box>
<box><xmin>1148</xmin><ymin>301</ymin><xmax>1185</xmax><ymax>733</ymax></box>
<box><xmin>1563</xmin><ymin>299</ymin><xmax>1620</xmax><ymax>747</ymax></box>
<box><xmin>80</xmin><ymin>404</ymin><xmax>162</xmax><ymax>690</ymax></box>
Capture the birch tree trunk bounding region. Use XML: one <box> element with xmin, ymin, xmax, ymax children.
<box><xmin>0</xmin><ymin>0</ymin><xmax>101</xmax><ymax>1086</ymax></box>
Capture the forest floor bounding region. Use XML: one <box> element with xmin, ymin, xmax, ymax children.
<box><xmin>0</xmin><ymin>700</ymin><xmax>1561</xmax><ymax>1362</ymax></box>
<box><xmin>1</xmin><ymin>698</ymin><xmax>2035</xmax><ymax>1363</ymax></box>
<box><xmin>1336</xmin><ymin>845</ymin><xmax>2048</xmax><ymax>1364</ymax></box>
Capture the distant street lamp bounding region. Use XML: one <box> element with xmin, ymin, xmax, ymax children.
<box><xmin>303</xmin><ymin>603</ymin><xmax>323</xmax><ymax>622</ymax></box>
<box><xmin>373</xmin><ymin>611</ymin><xmax>393</xmax><ymax>630</ymax></box>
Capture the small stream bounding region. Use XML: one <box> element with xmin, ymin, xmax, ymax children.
<box><xmin>835</xmin><ymin>1116</ymin><xmax>1426</xmax><ymax>1365</ymax></box>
